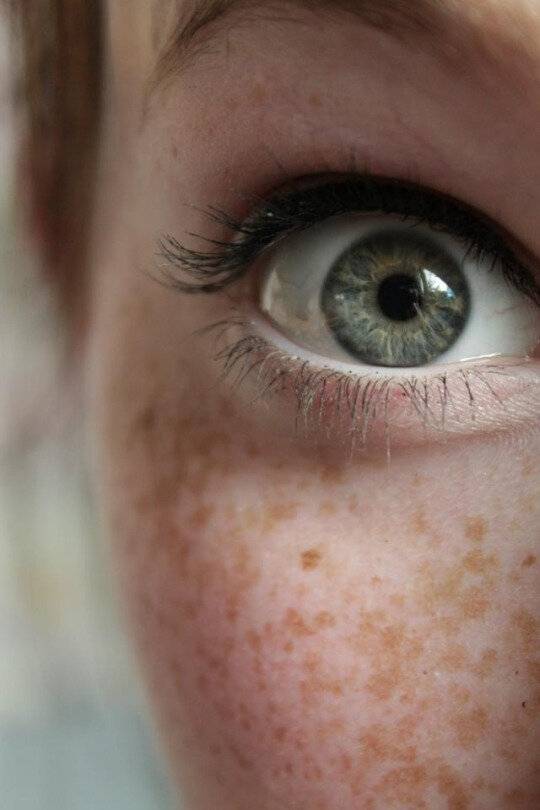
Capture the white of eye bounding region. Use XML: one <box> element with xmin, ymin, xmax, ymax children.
<box><xmin>258</xmin><ymin>214</ymin><xmax>539</xmax><ymax>377</ymax></box>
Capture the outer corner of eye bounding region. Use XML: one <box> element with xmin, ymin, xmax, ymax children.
<box><xmin>257</xmin><ymin>209</ymin><xmax>539</xmax><ymax>374</ymax></box>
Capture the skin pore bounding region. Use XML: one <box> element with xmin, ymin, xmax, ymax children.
<box><xmin>88</xmin><ymin>1</ymin><xmax>539</xmax><ymax>807</ymax></box>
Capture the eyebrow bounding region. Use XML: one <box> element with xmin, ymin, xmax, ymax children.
<box><xmin>153</xmin><ymin>0</ymin><xmax>458</xmax><ymax>88</ymax></box>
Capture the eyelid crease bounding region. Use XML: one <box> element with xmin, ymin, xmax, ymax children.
<box><xmin>158</xmin><ymin>175</ymin><xmax>540</xmax><ymax>306</ymax></box>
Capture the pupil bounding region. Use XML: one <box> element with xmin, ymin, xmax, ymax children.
<box><xmin>377</xmin><ymin>274</ymin><xmax>422</xmax><ymax>322</ymax></box>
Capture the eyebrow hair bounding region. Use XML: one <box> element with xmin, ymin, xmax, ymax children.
<box><xmin>153</xmin><ymin>0</ymin><xmax>457</xmax><ymax>87</ymax></box>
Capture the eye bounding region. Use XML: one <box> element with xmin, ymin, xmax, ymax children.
<box><xmin>160</xmin><ymin>175</ymin><xmax>540</xmax><ymax>445</ymax></box>
<box><xmin>259</xmin><ymin>212</ymin><xmax>538</xmax><ymax>375</ymax></box>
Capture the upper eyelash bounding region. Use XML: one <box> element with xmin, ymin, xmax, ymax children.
<box><xmin>157</xmin><ymin>175</ymin><xmax>540</xmax><ymax>304</ymax></box>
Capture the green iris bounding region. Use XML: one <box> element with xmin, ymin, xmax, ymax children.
<box><xmin>321</xmin><ymin>230</ymin><xmax>471</xmax><ymax>367</ymax></box>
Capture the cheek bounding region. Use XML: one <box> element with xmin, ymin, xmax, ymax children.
<box><xmin>90</xmin><ymin>280</ymin><xmax>539</xmax><ymax>809</ymax></box>
<box><xmin>101</xmin><ymin>403</ymin><xmax>539</xmax><ymax>809</ymax></box>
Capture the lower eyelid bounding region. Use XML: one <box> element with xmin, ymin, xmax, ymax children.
<box><xmin>202</xmin><ymin>315</ymin><xmax>540</xmax><ymax>453</ymax></box>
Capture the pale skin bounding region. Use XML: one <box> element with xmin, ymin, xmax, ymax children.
<box><xmin>86</xmin><ymin>1</ymin><xmax>539</xmax><ymax>807</ymax></box>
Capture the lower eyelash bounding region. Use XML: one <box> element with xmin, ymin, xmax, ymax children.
<box><xmin>199</xmin><ymin>315</ymin><xmax>514</xmax><ymax>456</ymax></box>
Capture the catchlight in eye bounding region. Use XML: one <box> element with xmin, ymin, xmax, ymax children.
<box><xmin>320</xmin><ymin>230</ymin><xmax>470</xmax><ymax>367</ymax></box>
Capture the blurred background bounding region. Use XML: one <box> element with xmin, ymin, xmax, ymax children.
<box><xmin>0</xmin><ymin>11</ymin><xmax>173</xmax><ymax>809</ymax></box>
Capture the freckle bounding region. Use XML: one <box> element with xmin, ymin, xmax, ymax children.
<box><xmin>320</xmin><ymin>466</ymin><xmax>344</xmax><ymax>485</ymax></box>
<box><xmin>341</xmin><ymin>753</ymin><xmax>352</xmax><ymax>773</ymax></box>
<box><xmin>314</xmin><ymin>611</ymin><xmax>336</xmax><ymax>629</ymax></box>
<box><xmin>263</xmin><ymin>501</ymin><xmax>299</xmax><ymax>530</ymax></box>
<box><xmin>246</xmin><ymin>629</ymin><xmax>262</xmax><ymax>653</ymax></box>
<box><xmin>415</xmin><ymin>562</ymin><xmax>464</xmax><ymax>610</ymax></box>
<box><xmin>365</xmin><ymin>671</ymin><xmax>400</xmax><ymax>700</ymax></box>
<box><xmin>412</xmin><ymin>506</ymin><xmax>428</xmax><ymax>534</ymax></box>
<box><xmin>283</xmin><ymin>640</ymin><xmax>294</xmax><ymax>653</ymax></box>
<box><xmin>498</xmin><ymin>745</ymin><xmax>520</xmax><ymax>763</ymax></box>
<box><xmin>301</xmin><ymin>674</ymin><xmax>344</xmax><ymax>701</ymax></box>
<box><xmin>462</xmin><ymin>550</ymin><xmax>498</xmax><ymax>574</ymax></box>
<box><xmin>522</xmin><ymin>456</ymin><xmax>533</xmax><ymax>476</ymax></box>
<box><xmin>437</xmin><ymin>764</ymin><xmax>470</xmax><ymax>809</ymax></box>
<box><xmin>285</xmin><ymin>760</ymin><xmax>294</xmax><ymax>775</ymax></box>
<box><xmin>459</xmin><ymin>586</ymin><xmax>490</xmax><ymax>619</ymax></box>
<box><xmin>449</xmin><ymin>685</ymin><xmax>471</xmax><ymax>702</ymax></box>
<box><xmin>464</xmin><ymin>516</ymin><xmax>487</xmax><ymax>543</ymax></box>
<box><xmin>376</xmin><ymin>765</ymin><xmax>428</xmax><ymax>802</ymax></box>
<box><xmin>228</xmin><ymin>742</ymin><xmax>253</xmax><ymax>771</ymax></box>
<box><xmin>512</xmin><ymin>609</ymin><xmax>538</xmax><ymax>650</ymax></box>
<box><xmin>449</xmin><ymin>706</ymin><xmax>488</xmax><ymax>749</ymax></box>
<box><xmin>273</xmin><ymin>726</ymin><xmax>287</xmax><ymax>742</ymax></box>
<box><xmin>319</xmin><ymin>500</ymin><xmax>337</xmax><ymax>516</ymax></box>
<box><xmin>521</xmin><ymin>554</ymin><xmax>536</xmax><ymax>567</ymax></box>
<box><xmin>301</xmin><ymin>548</ymin><xmax>323</xmax><ymax>570</ymax></box>
<box><xmin>245</xmin><ymin>441</ymin><xmax>261</xmax><ymax>458</ymax></box>
<box><xmin>189</xmin><ymin>504</ymin><xmax>215</xmax><ymax>529</ymax></box>
<box><xmin>472</xmin><ymin>648</ymin><xmax>498</xmax><ymax>679</ymax></box>
<box><xmin>283</xmin><ymin>608</ymin><xmax>314</xmax><ymax>637</ymax></box>
<box><xmin>309</xmin><ymin>91</ymin><xmax>322</xmax><ymax>107</ymax></box>
<box><xmin>301</xmin><ymin>651</ymin><xmax>319</xmax><ymax>672</ymax></box>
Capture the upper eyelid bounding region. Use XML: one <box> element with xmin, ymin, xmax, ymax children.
<box><xmin>158</xmin><ymin>175</ymin><xmax>540</xmax><ymax>305</ymax></box>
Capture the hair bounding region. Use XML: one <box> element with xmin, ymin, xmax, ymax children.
<box><xmin>8</xmin><ymin>0</ymin><xmax>104</xmax><ymax>322</ymax></box>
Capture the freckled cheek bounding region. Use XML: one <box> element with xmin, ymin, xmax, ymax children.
<box><xmin>108</xmin><ymin>448</ymin><xmax>540</xmax><ymax>810</ymax></box>
<box><xmin>128</xmin><ymin>522</ymin><xmax>356</xmax><ymax>789</ymax></box>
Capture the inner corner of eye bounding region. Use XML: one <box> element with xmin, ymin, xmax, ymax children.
<box><xmin>258</xmin><ymin>218</ymin><xmax>537</xmax><ymax>371</ymax></box>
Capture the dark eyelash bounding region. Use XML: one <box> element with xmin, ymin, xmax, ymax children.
<box><xmin>158</xmin><ymin>175</ymin><xmax>540</xmax><ymax>304</ymax></box>
<box><xmin>199</xmin><ymin>316</ymin><xmax>513</xmax><ymax>455</ymax></box>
